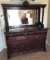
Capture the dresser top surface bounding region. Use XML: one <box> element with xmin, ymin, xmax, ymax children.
<box><xmin>4</xmin><ymin>27</ymin><xmax>48</xmax><ymax>34</ymax></box>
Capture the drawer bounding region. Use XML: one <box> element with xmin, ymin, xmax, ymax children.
<box><xmin>27</xmin><ymin>34</ymin><xmax>46</xmax><ymax>40</ymax></box>
<box><xmin>8</xmin><ymin>36</ymin><xmax>27</xmax><ymax>42</ymax></box>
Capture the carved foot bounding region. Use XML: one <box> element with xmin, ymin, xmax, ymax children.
<box><xmin>7</xmin><ymin>52</ymin><xmax>11</xmax><ymax>59</ymax></box>
<box><xmin>43</xmin><ymin>48</ymin><xmax>46</xmax><ymax>52</ymax></box>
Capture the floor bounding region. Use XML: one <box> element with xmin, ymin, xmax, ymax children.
<box><xmin>0</xmin><ymin>45</ymin><xmax>50</xmax><ymax>60</ymax></box>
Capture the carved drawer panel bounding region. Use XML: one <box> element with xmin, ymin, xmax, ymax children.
<box><xmin>18</xmin><ymin>42</ymin><xmax>25</xmax><ymax>52</ymax></box>
<box><xmin>18</xmin><ymin>40</ymin><xmax>31</xmax><ymax>52</ymax></box>
<box><xmin>23</xmin><ymin>42</ymin><xmax>31</xmax><ymax>51</ymax></box>
<box><xmin>27</xmin><ymin>34</ymin><xmax>46</xmax><ymax>40</ymax></box>
<box><xmin>31</xmin><ymin>39</ymin><xmax>44</xmax><ymax>49</ymax></box>
<box><xmin>10</xmin><ymin>44</ymin><xmax>19</xmax><ymax>54</ymax></box>
<box><xmin>16</xmin><ymin>36</ymin><xmax>27</xmax><ymax>40</ymax></box>
<box><xmin>8</xmin><ymin>36</ymin><xmax>27</xmax><ymax>42</ymax></box>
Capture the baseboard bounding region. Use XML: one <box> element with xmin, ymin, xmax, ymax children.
<box><xmin>46</xmin><ymin>42</ymin><xmax>50</xmax><ymax>46</ymax></box>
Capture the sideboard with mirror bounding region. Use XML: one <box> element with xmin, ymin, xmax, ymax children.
<box><xmin>2</xmin><ymin>4</ymin><xmax>48</xmax><ymax>59</ymax></box>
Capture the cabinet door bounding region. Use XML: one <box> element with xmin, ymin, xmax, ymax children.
<box><xmin>9</xmin><ymin>44</ymin><xmax>19</xmax><ymax>54</ymax></box>
<box><xmin>31</xmin><ymin>39</ymin><xmax>45</xmax><ymax>49</ymax></box>
<box><xmin>18</xmin><ymin>40</ymin><xmax>32</xmax><ymax>52</ymax></box>
<box><xmin>18</xmin><ymin>40</ymin><xmax>26</xmax><ymax>52</ymax></box>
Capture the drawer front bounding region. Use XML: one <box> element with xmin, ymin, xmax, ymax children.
<box><xmin>27</xmin><ymin>34</ymin><xmax>46</xmax><ymax>40</ymax></box>
<box><xmin>8</xmin><ymin>36</ymin><xmax>27</xmax><ymax>45</ymax></box>
<box><xmin>8</xmin><ymin>36</ymin><xmax>27</xmax><ymax>41</ymax></box>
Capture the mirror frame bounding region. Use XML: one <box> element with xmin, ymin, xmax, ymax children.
<box><xmin>1</xmin><ymin>4</ymin><xmax>46</xmax><ymax>32</ymax></box>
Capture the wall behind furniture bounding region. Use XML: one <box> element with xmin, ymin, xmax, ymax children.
<box><xmin>47</xmin><ymin>0</ymin><xmax>50</xmax><ymax>45</ymax></box>
<box><xmin>0</xmin><ymin>0</ymin><xmax>49</xmax><ymax>49</ymax></box>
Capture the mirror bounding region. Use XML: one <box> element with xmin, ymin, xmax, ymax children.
<box><xmin>7</xmin><ymin>10</ymin><xmax>37</xmax><ymax>26</ymax></box>
<box><xmin>2</xmin><ymin>4</ymin><xmax>46</xmax><ymax>32</ymax></box>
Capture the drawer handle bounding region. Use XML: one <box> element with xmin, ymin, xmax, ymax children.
<box><xmin>26</xmin><ymin>43</ymin><xmax>31</xmax><ymax>48</ymax></box>
<box><xmin>23</xmin><ymin>45</ymin><xmax>25</xmax><ymax>48</ymax></box>
<box><xmin>35</xmin><ymin>44</ymin><xmax>36</xmax><ymax>45</ymax></box>
<box><xmin>12</xmin><ymin>34</ymin><xmax>13</xmax><ymax>36</ymax></box>
<box><xmin>12</xmin><ymin>45</ymin><xmax>18</xmax><ymax>50</ymax></box>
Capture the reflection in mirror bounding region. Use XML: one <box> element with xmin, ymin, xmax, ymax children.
<box><xmin>7</xmin><ymin>10</ymin><xmax>37</xmax><ymax>26</ymax></box>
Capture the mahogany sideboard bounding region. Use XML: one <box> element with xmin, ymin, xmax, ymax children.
<box><xmin>2</xmin><ymin>4</ymin><xmax>48</xmax><ymax>59</ymax></box>
<box><xmin>5</xmin><ymin>28</ymin><xmax>48</xmax><ymax>58</ymax></box>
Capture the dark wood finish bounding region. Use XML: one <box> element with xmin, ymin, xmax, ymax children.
<box><xmin>1</xmin><ymin>4</ymin><xmax>48</xmax><ymax>59</ymax></box>
<box><xmin>1</xmin><ymin>4</ymin><xmax>46</xmax><ymax>8</ymax></box>
<box><xmin>5</xmin><ymin>28</ymin><xmax>48</xmax><ymax>58</ymax></box>
<box><xmin>1</xmin><ymin>4</ymin><xmax>46</xmax><ymax>31</ymax></box>
<box><xmin>42</xmin><ymin>8</ymin><xmax>44</xmax><ymax>23</ymax></box>
<box><xmin>3</xmin><ymin>8</ymin><xmax>9</xmax><ymax>31</ymax></box>
<box><xmin>38</xmin><ymin>8</ymin><xmax>40</xmax><ymax>26</ymax></box>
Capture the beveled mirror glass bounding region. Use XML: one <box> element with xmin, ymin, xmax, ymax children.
<box><xmin>7</xmin><ymin>10</ymin><xmax>37</xmax><ymax>26</ymax></box>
